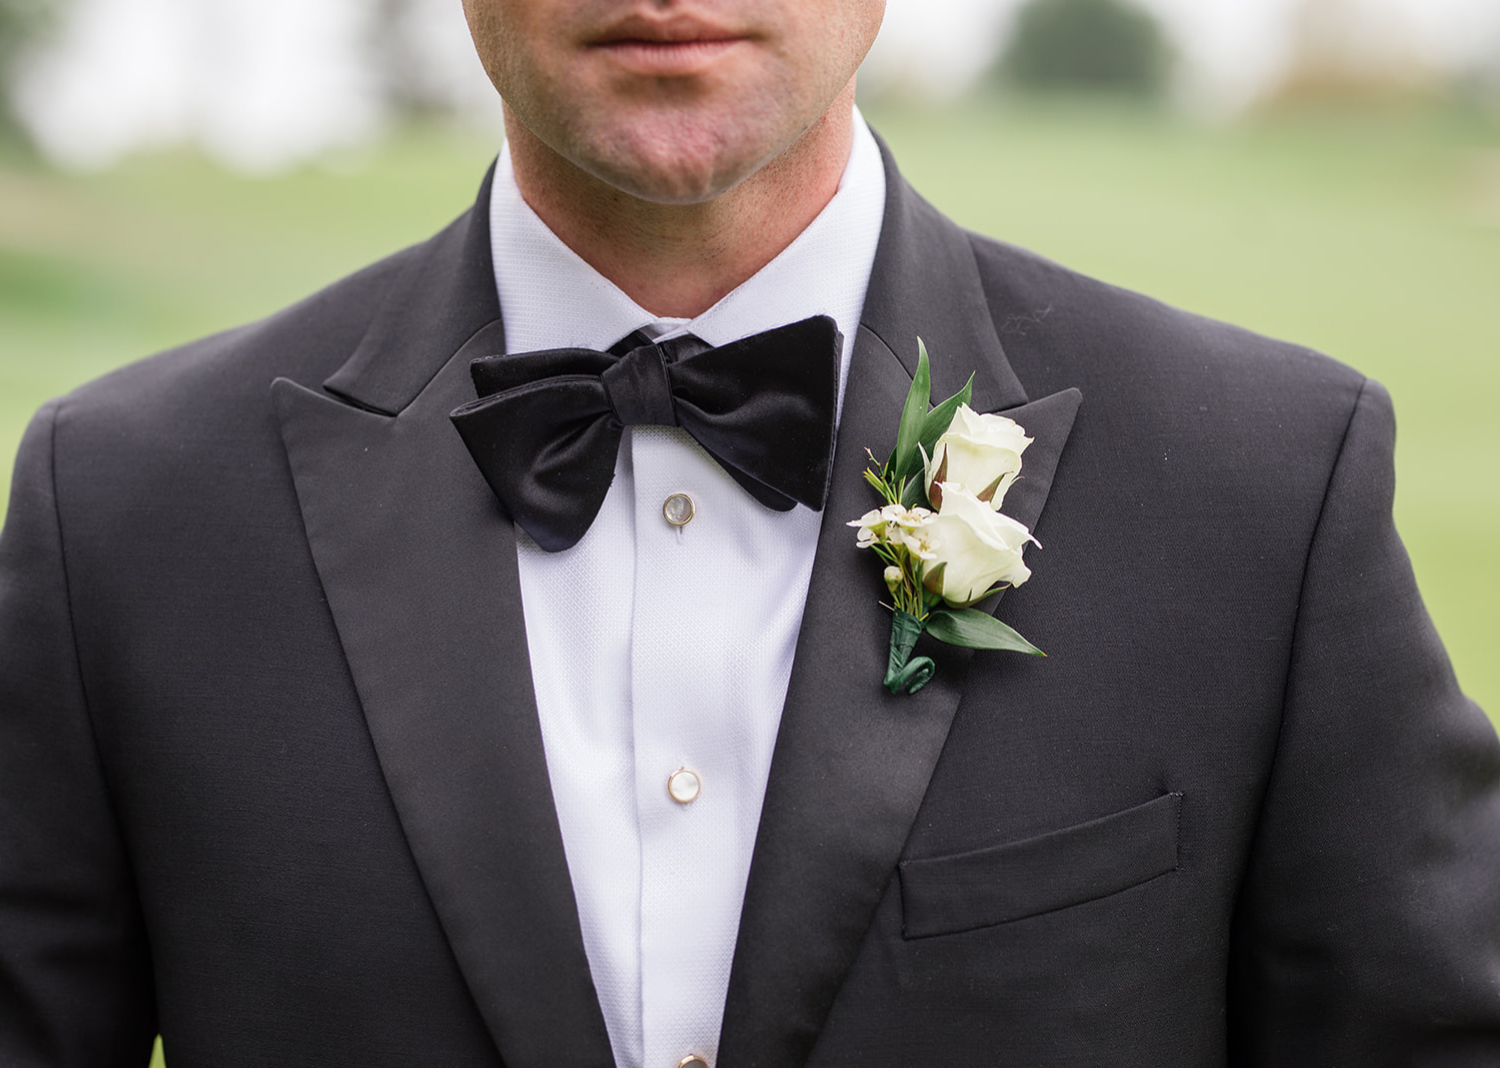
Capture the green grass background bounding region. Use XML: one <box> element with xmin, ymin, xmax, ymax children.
<box><xmin>0</xmin><ymin>98</ymin><xmax>1495</xmax><ymax>1068</ymax></box>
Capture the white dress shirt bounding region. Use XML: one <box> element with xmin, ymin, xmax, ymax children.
<box><xmin>486</xmin><ymin>109</ymin><xmax>886</xmax><ymax>1068</ymax></box>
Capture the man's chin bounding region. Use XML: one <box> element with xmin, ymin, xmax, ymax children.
<box><xmin>575</xmin><ymin>132</ymin><xmax>769</xmax><ymax>206</ymax></box>
<box><xmin>589</xmin><ymin>165</ymin><xmax>747</xmax><ymax>206</ymax></box>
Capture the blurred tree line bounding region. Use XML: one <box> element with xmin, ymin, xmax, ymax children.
<box><xmin>370</xmin><ymin>0</ymin><xmax>456</xmax><ymax>118</ymax></box>
<box><xmin>1271</xmin><ymin>0</ymin><xmax>1436</xmax><ymax>106</ymax></box>
<box><xmin>996</xmin><ymin>0</ymin><xmax>1500</xmax><ymax>110</ymax></box>
<box><xmin>0</xmin><ymin>0</ymin><xmax>60</xmax><ymax>144</ymax></box>
<box><xmin>999</xmin><ymin>0</ymin><xmax>1173</xmax><ymax>99</ymax></box>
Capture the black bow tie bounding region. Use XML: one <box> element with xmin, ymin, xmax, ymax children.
<box><xmin>450</xmin><ymin>315</ymin><xmax>841</xmax><ymax>552</ymax></box>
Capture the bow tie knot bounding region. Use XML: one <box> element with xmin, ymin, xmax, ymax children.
<box><xmin>451</xmin><ymin>316</ymin><xmax>842</xmax><ymax>552</ymax></box>
<box><xmin>600</xmin><ymin>336</ymin><xmax>694</xmax><ymax>429</ymax></box>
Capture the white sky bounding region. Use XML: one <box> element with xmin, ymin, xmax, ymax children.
<box><xmin>17</xmin><ymin>0</ymin><xmax>1500</xmax><ymax>170</ymax></box>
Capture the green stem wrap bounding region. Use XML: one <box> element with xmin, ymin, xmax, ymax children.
<box><xmin>884</xmin><ymin>610</ymin><xmax>936</xmax><ymax>695</ymax></box>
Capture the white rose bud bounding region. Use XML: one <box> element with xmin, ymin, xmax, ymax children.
<box><xmin>922</xmin><ymin>483</ymin><xmax>1038</xmax><ymax>607</ymax></box>
<box><xmin>924</xmin><ymin>404</ymin><xmax>1032</xmax><ymax>512</ymax></box>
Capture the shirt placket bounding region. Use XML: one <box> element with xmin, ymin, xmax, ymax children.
<box><xmin>629</xmin><ymin>424</ymin><xmax>747</xmax><ymax>1068</ymax></box>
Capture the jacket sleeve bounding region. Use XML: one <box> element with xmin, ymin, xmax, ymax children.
<box><xmin>1227</xmin><ymin>378</ymin><xmax>1500</xmax><ymax>1063</ymax></box>
<box><xmin>0</xmin><ymin>400</ymin><xmax>158</xmax><ymax>1066</ymax></box>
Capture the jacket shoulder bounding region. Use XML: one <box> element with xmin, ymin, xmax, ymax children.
<box><xmin>56</xmin><ymin>233</ymin><xmax>429</xmax><ymax>431</ymax></box>
<box><xmin>964</xmin><ymin>230</ymin><xmax>1367</xmax><ymax>419</ymax></box>
<box><xmin>23</xmin><ymin>203</ymin><xmax>483</xmax><ymax>538</ymax></box>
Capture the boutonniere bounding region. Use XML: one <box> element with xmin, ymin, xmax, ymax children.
<box><xmin>850</xmin><ymin>341</ymin><xmax>1044</xmax><ymax>695</ymax></box>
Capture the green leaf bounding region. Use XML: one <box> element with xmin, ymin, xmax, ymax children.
<box><xmin>900</xmin><ymin>475</ymin><xmax>927</xmax><ymax>510</ymax></box>
<box><xmin>925</xmin><ymin>608</ymin><xmax>1045</xmax><ymax>656</ymax></box>
<box><xmin>917</xmin><ymin>372</ymin><xmax>975</xmax><ymax>464</ymax></box>
<box><xmin>888</xmin><ymin>339</ymin><xmax>932</xmax><ymax>484</ymax></box>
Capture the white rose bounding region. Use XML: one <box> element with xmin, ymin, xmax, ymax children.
<box><xmin>924</xmin><ymin>404</ymin><xmax>1032</xmax><ymax>511</ymax></box>
<box><xmin>921</xmin><ymin>483</ymin><xmax>1037</xmax><ymax>607</ymax></box>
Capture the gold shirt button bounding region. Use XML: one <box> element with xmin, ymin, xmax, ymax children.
<box><xmin>677</xmin><ymin>1058</ymin><xmax>710</xmax><ymax>1068</ymax></box>
<box><xmin>663</xmin><ymin>492</ymin><xmax>695</xmax><ymax>527</ymax></box>
<box><xmin>667</xmin><ymin>768</ymin><xmax>702</xmax><ymax>804</ymax></box>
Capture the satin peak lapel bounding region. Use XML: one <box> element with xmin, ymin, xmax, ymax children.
<box><xmin>273</xmin><ymin>166</ymin><xmax>615</xmax><ymax>1068</ymax></box>
<box><xmin>717</xmin><ymin>149</ymin><xmax>1079</xmax><ymax>1067</ymax></box>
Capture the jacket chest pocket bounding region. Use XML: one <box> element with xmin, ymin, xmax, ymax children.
<box><xmin>897</xmin><ymin>791</ymin><xmax>1182</xmax><ymax>939</ymax></box>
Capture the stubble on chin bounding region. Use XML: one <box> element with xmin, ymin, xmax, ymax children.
<box><xmin>555</xmin><ymin>90</ymin><xmax>789</xmax><ymax>206</ymax></box>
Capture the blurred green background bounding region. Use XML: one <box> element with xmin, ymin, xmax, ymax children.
<box><xmin>4</xmin><ymin>99</ymin><xmax>1497</xmax><ymax>732</ymax></box>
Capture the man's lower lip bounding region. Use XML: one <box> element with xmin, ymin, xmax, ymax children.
<box><xmin>590</xmin><ymin>38</ymin><xmax>747</xmax><ymax>75</ymax></box>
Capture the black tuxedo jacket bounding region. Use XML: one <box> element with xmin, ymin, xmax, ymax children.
<box><xmin>3</xmin><ymin>144</ymin><xmax>1499</xmax><ymax>1067</ymax></box>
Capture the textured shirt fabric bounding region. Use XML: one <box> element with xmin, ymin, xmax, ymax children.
<box><xmin>485</xmin><ymin>112</ymin><xmax>887</xmax><ymax>1068</ymax></box>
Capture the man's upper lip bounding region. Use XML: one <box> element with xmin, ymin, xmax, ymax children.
<box><xmin>588</xmin><ymin>13</ymin><xmax>746</xmax><ymax>45</ymax></box>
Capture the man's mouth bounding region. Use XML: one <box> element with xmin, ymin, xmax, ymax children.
<box><xmin>588</xmin><ymin>14</ymin><xmax>752</xmax><ymax>75</ymax></box>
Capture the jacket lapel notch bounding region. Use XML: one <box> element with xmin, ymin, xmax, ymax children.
<box><xmin>859</xmin><ymin>136</ymin><xmax>1028</xmax><ymax>415</ymax></box>
<box><xmin>323</xmin><ymin>161</ymin><xmax>504</xmax><ymax>417</ymax></box>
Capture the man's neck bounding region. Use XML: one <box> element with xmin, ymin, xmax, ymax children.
<box><xmin>503</xmin><ymin>83</ymin><xmax>857</xmax><ymax>320</ymax></box>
